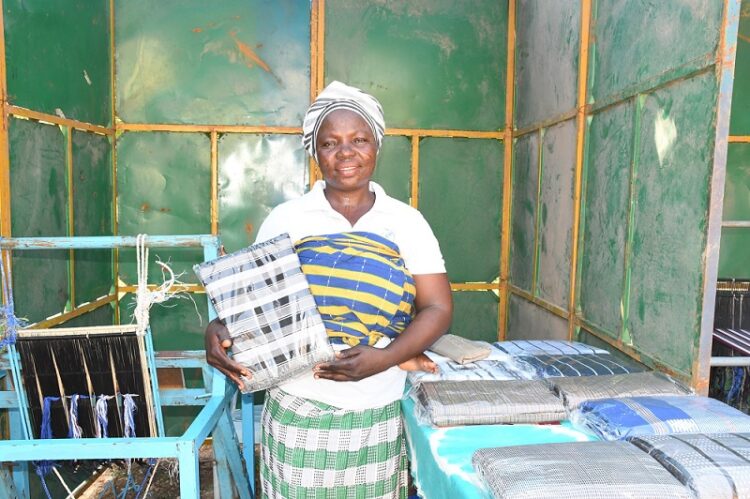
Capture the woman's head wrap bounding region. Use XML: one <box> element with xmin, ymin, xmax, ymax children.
<box><xmin>302</xmin><ymin>81</ymin><xmax>385</xmax><ymax>161</ymax></box>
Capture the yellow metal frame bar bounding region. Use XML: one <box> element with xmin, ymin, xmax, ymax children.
<box><xmin>110</xmin><ymin>0</ymin><xmax>119</xmax><ymax>323</ymax></box>
<box><xmin>452</xmin><ymin>283</ymin><xmax>501</xmax><ymax>291</ymax></box>
<box><xmin>410</xmin><ymin>136</ymin><xmax>419</xmax><ymax>209</ymax></box>
<box><xmin>210</xmin><ymin>130</ymin><xmax>219</xmax><ymax>235</ymax></box>
<box><xmin>7</xmin><ymin>105</ymin><xmax>113</xmax><ymax>135</ymax></box>
<box><xmin>118</xmin><ymin>123</ymin><xmax>301</xmax><ymax>134</ymax></box>
<box><xmin>513</xmin><ymin>109</ymin><xmax>578</xmax><ymax>138</ymax></box>
<box><xmin>66</xmin><ymin>128</ymin><xmax>76</xmax><ymax>310</ymax></box>
<box><xmin>508</xmin><ymin>284</ymin><xmax>568</xmax><ymax>320</ymax></box>
<box><xmin>729</xmin><ymin>135</ymin><xmax>750</xmax><ymax>142</ymax></box>
<box><xmin>567</xmin><ymin>0</ymin><xmax>592</xmax><ymax>340</ymax></box>
<box><xmin>0</xmin><ymin>0</ymin><xmax>11</xmax><ymax>316</ymax></box>
<box><xmin>119</xmin><ymin>284</ymin><xmax>204</xmax><ymax>294</ymax></box>
<box><xmin>28</xmin><ymin>293</ymin><xmax>117</xmax><ymax>329</ymax></box>
<box><xmin>498</xmin><ymin>0</ymin><xmax>516</xmax><ymax>341</ymax></box>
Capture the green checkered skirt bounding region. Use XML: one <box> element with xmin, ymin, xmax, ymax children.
<box><xmin>260</xmin><ymin>389</ymin><xmax>408</xmax><ymax>499</ymax></box>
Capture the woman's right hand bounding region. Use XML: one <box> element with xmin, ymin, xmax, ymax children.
<box><xmin>205</xmin><ymin>318</ymin><xmax>252</xmax><ymax>390</ymax></box>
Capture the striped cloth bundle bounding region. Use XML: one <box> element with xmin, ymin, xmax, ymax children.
<box><xmin>194</xmin><ymin>233</ymin><xmax>334</xmax><ymax>393</ymax></box>
<box><xmin>630</xmin><ymin>433</ymin><xmax>750</xmax><ymax>499</ymax></box>
<box><xmin>551</xmin><ymin>372</ymin><xmax>692</xmax><ymax>410</ymax></box>
<box><xmin>516</xmin><ymin>352</ymin><xmax>646</xmax><ymax>378</ymax></box>
<box><xmin>472</xmin><ymin>441</ymin><xmax>692</xmax><ymax>498</ymax></box>
<box><xmin>494</xmin><ymin>340</ymin><xmax>608</xmax><ymax>356</ymax></box>
<box><xmin>412</xmin><ymin>379</ymin><xmax>566</xmax><ymax>426</ymax></box>
<box><xmin>573</xmin><ymin>395</ymin><xmax>750</xmax><ymax>441</ymax></box>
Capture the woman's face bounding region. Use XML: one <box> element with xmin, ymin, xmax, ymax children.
<box><xmin>315</xmin><ymin>109</ymin><xmax>377</xmax><ymax>194</ymax></box>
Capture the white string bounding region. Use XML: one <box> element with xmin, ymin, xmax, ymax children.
<box><xmin>68</xmin><ymin>394</ymin><xmax>83</xmax><ymax>439</ymax></box>
<box><xmin>95</xmin><ymin>395</ymin><xmax>114</xmax><ymax>438</ymax></box>
<box><xmin>134</xmin><ymin>234</ymin><xmax>177</xmax><ymax>335</ymax></box>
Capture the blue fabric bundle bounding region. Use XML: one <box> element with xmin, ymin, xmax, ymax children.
<box><xmin>574</xmin><ymin>395</ymin><xmax>750</xmax><ymax>441</ymax></box>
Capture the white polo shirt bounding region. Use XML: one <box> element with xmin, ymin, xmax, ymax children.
<box><xmin>254</xmin><ymin>180</ymin><xmax>446</xmax><ymax>410</ymax></box>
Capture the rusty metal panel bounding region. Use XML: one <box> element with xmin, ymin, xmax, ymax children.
<box><xmin>418</xmin><ymin>138</ymin><xmax>502</xmax><ymax>283</ymax></box>
<box><xmin>116</xmin><ymin>132</ymin><xmax>210</xmax><ymax>284</ymax></box>
<box><xmin>514</xmin><ymin>0</ymin><xmax>579</xmax><ymax>129</ymax></box>
<box><xmin>729</xmin><ymin>3</ymin><xmax>750</xmax><ymax>134</ymax></box>
<box><xmin>510</xmin><ymin>133</ymin><xmax>538</xmax><ymax>293</ymax></box>
<box><xmin>627</xmin><ymin>72</ymin><xmax>718</xmax><ymax>375</ymax></box>
<box><xmin>115</xmin><ymin>0</ymin><xmax>309</xmax><ymax>125</ymax></box>
<box><xmin>718</xmin><ymin>143</ymin><xmax>750</xmax><ymax>278</ymax></box>
<box><xmin>506</xmin><ymin>294</ymin><xmax>568</xmax><ymax>341</ymax></box>
<box><xmin>451</xmin><ymin>291</ymin><xmax>498</xmax><ymax>343</ymax></box>
<box><xmin>537</xmin><ymin>119</ymin><xmax>576</xmax><ymax>308</ymax></box>
<box><xmin>4</xmin><ymin>0</ymin><xmax>110</xmax><ymax>125</ymax></box>
<box><xmin>72</xmin><ymin>131</ymin><xmax>113</xmax><ymax>305</ymax></box>
<box><xmin>590</xmin><ymin>0</ymin><xmax>722</xmax><ymax>104</ymax></box>
<box><xmin>325</xmin><ymin>0</ymin><xmax>507</xmax><ymax>130</ymax></box>
<box><xmin>8</xmin><ymin>118</ymin><xmax>70</xmax><ymax>322</ymax></box>
<box><xmin>373</xmin><ymin>136</ymin><xmax>411</xmax><ymax>205</ymax></box>
<box><xmin>579</xmin><ymin>102</ymin><xmax>633</xmax><ymax>338</ymax></box>
<box><xmin>217</xmin><ymin>133</ymin><xmax>307</xmax><ymax>252</ymax></box>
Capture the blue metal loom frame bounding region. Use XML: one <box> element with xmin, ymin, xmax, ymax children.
<box><xmin>0</xmin><ymin>235</ymin><xmax>253</xmax><ymax>498</ymax></box>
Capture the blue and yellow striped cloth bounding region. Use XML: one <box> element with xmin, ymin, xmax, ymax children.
<box><xmin>295</xmin><ymin>232</ymin><xmax>416</xmax><ymax>346</ymax></box>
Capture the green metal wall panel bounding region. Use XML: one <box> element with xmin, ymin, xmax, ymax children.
<box><xmin>537</xmin><ymin>120</ymin><xmax>576</xmax><ymax>308</ymax></box>
<box><xmin>514</xmin><ymin>0</ymin><xmax>579</xmax><ymax>129</ymax></box>
<box><xmin>325</xmin><ymin>0</ymin><xmax>506</xmax><ymax>130</ymax></box>
<box><xmin>507</xmin><ymin>294</ymin><xmax>568</xmax><ymax>341</ymax></box>
<box><xmin>451</xmin><ymin>291</ymin><xmax>498</xmax><ymax>343</ymax></box>
<box><xmin>9</xmin><ymin>118</ymin><xmax>69</xmax><ymax>322</ymax></box>
<box><xmin>579</xmin><ymin>102</ymin><xmax>633</xmax><ymax>337</ymax></box>
<box><xmin>510</xmin><ymin>133</ymin><xmax>538</xmax><ymax>292</ymax></box>
<box><xmin>73</xmin><ymin>131</ymin><xmax>113</xmax><ymax>305</ymax></box>
<box><xmin>117</xmin><ymin>132</ymin><xmax>210</xmax><ymax>284</ymax></box>
<box><xmin>372</xmin><ymin>136</ymin><xmax>411</xmax><ymax>205</ymax></box>
<box><xmin>115</xmin><ymin>0</ymin><xmax>309</xmax><ymax>125</ymax></box>
<box><xmin>718</xmin><ymin>229</ymin><xmax>750</xmax><ymax>278</ymax></box>
<box><xmin>418</xmin><ymin>138</ymin><xmax>502</xmax><ymax>283</ymax></box>
<box><xmin>58</xmin><ymin>304</ymin><xmax>114</xmax><ymax>328</ymax></box>
<box><xmin>627</xmin><ymin>72</ymin><xmax>717</xmax><ymax>375</ymax></box>
<box><xmin>4</xmin><ymin>0</ymin><xmax>110</xmax><ymax>125</ymax></box>
<box><xmin>590</xmin><ymin>0</ymin><xmax>722</xmax><ymax>104</ymax></box>
<box><xmin>218</xmin><ymin>134</ymin><xmax>307</xmax><ymax>252</ymax></box>
<box><xmin>729</xmin><ymin>3</ymin><xmax>750</xmax><ymax>134</ymax></box>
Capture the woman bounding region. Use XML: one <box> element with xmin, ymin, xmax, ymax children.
<box><xmin>205</xmin><ymin>81</ymin><xmax>452</xmax><ymax>498</ymax></box>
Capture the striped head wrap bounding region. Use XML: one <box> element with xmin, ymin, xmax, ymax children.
<box><xmin>302</xmin><ymin>81</ymin><xmax>385</xmax><ymax>162</ymax></box>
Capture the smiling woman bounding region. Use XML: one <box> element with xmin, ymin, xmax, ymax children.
<box><xmin>205</xmin><ymin>81</ymin><xmax>452</xmax><ymax>498</ymax></box>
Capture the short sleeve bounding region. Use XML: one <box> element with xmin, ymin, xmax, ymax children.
<box><xmin>396</xmin><ymin>211</ymin><xmax>446</xmax><ymax>275</ymax></box>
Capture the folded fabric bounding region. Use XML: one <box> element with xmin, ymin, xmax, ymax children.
<box><xmin>573</xmin><ymin>395</ymin><xmax>750</xmax><ymax>441</ymax></box>
<box><xmin>494</xmin><ymin>340</ymin><xmax>608</xmax><ymax>356</ymax></box>
<box><xmin>517</xmin><ymin>352</ymin><xmax>646</xmax><ymax>378</ymax></box>
<box><xmin>472</xmin><ymin>441</ymin><xmax>692</xmax><ymax>499</ymax></box>
<box><xmin>194</xmin><ymin>233</ymin><xmax>335</xmax><ymax>393</ymax></box>
<box><xmin>631</xmin><ymin>433</ymin><xmax>750</xmax><ymax>499</ymax></box>
<box><xmin>429</xmin><ymin>334</ymin><xmax>492</xmax><ymax>364</ymax></box>
<box><xmin>413</xmin><ymin>379</ymin><xmax>565</xmax><ymax>426</ymax></box>
<box><xmin>407</xmin><ymin>358</ymin><xmax>531</xmax><ymax>386</ymax></box>
<box><xmin>552</xmin><ymin>372</ymin><xmax>692</xmax><ymax>410</ymax></box>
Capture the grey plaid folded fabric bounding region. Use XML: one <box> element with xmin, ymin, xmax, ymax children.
<box><xmin>413</xmin><ymin>380</ymin><xmax>565</xmax><ymax>426</ymax></box>
<box><xmin>552</xmin><ymin>372</ymin><xmax>692</xmax><ymax>410</ymax></box>
<box><xmin>518</xmin><ymin>352</ymin><xmax>646</xmax><ymax>378</ymax></box>
<box><xmin>429</xmin><ymin>334</ymin><xmax>492</xmax><ymax>364</ymax></box>
<box><xmin>494</xmin><ymin>340</ymin><xmax>608</xmax><ymax>356</ymax></box>
<box><xmin>407</xmin><ymin>358</ymin><xmax>530</xmax><ymax>386</ymax></box>
<box><xmin>472</xmin><ymin>441</ymin><xmax>693</xmax><ymax>499</ymax></box>
<box><xmin>194</xmin><ymin>233</ymin><xmax>334</xmax><ymax>393</ymax></box>
<box><xmin>630</xmin><ymin>433</ymin><xmax>750</xmax><ymax>499</ymax></box>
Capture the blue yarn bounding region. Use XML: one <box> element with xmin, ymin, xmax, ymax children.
<box><xmin>34</xmin><ymin>396</ymin><xmax>61</xmax><ymax>497</ymax></box>
<box><xmin>0</xmin><ymin>255</ymin><xmax>23</xmax><ymax>348</ymax></box>
<box><xmin>123</xmin><ymin>394</ymin><xmax>138</xmax><ymax>438</ymax></box>
<box><xmin>34</xmin><ymin>465</ymin><xmax>54</xmax><ymax>499</ymax></box>
<box><xmin>728</xmin><ymin>366</ymin><xmax>745</xmax><ymax>402</ymax></box>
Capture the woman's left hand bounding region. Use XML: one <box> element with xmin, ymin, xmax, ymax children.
<box><xmin>313</xmin><ymin>346</ymin><xmax>392</xmax><ymax>382</ymax></box>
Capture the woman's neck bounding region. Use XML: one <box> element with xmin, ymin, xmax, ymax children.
<box><xmin>324</xmin><ymin>185</ymin><xmax>376</xmax><ymax>226</ymax></box>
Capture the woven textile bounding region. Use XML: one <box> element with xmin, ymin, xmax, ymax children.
<box><xmin>428</xmin><ymin>334</ymin><xmax>491</xmax><ymax>364</ymax></box>
<box><xmin>194</xmin><ymin>234</ymin><xmax>334</xmax><ymax>393</ymax></box>
<box><xmin>407</xmin><ymin>358</ymin><xmax>529</xmax><ymax>386</ymax></box>
<box><xmin>574</xmin><ymin>396</ymin><xmax>750</xmax><ymax>441</ymax></box>
<box><xmin>552</xmin><ymin>372</ymin><xmax>691</xmax><ymax>410</ymax></box>
<box><xmin>631</xmin><ymin>433</ymin><xmax>750</xmax><ymax>499</ymax></box>
<box><xmin>472</xmin><ymin>441</ymin><xmax>692</xmax><ymax>499</ymax></box>
<box><xmin>260</xmin><ymin>388</ymin><xmax>407</xmax><ymax>499</ymax></box>
<box><xmin>413</xmin><ymin>380</ymin><xmax>565</xmax><ymax>426</ymax></box>
<box><xmin>518</xmin><ymin>352</ymin><xmax>646</xmax><ymax>378</ymax></box>
<box><xmin>296</xmin><ymin>232</ymin><xmax>415</xmax><ymax>347</ymax></box>
<box><xmin>494</xmin><ymin>340</ymin><xmax>608</xmax><ymax>356</ymax></box>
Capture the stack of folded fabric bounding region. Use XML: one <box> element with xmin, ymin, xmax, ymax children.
<box><xmin>551</xmin><ymin>371</ymin><xmax>692</xmax><ymax>410</ymax></box>
<box><xmin>472</xmin><ymin>441</ymin><xmax>693</xmax><ymax>498</ymax></box>
<box><xmin>194</xmin><ymin>233</ymin><xmax>335</xmax><ymax>393</ymax></box>
<box><xmin>572</xmin><ymin>395</ymin><xmax>750</xmax><ymax>441</ymax></box>
<box><xmin>515</xmin><ymin>352</ymin><xmax>646</xmax><ymax>379</ymax></box>
<box><xmin>412</xmin><ymin>379</ymin><xmax>566</xmax><ymax>427</ymax></box>
<box><xmin>630</xmin><ymin>433</ymin><xmax>750</xmax><ymax>498</ymax></box>
<box><xmin>494</xmin><ymin>339</ymin><xmax>609</xmax><ymax>356</ymax></box>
